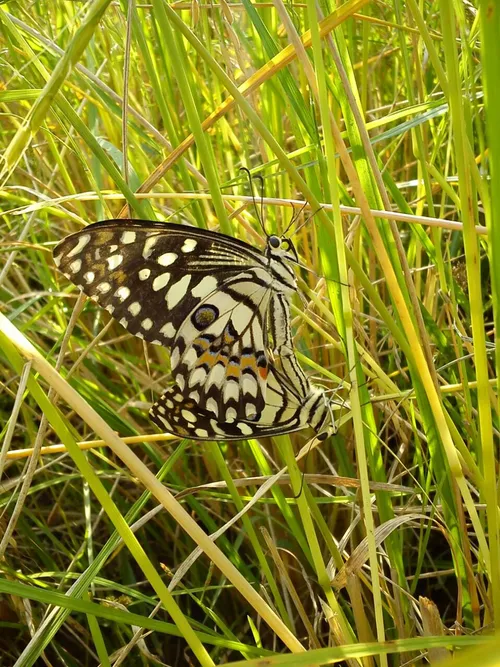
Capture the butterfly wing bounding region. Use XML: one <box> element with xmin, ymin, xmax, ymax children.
<box><xmin>149</xmin><ymin>361</ymin><xmax>326</xmax><ymax>440</ymax></box>
<box><xmin>53</xmin><ymin>219</ymin><xmax>276</xmax><ymax>419</ymax></box>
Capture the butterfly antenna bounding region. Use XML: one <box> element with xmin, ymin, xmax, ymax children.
<box><xmin>290</xmin><ymin>205</ymin><xmax>323</xmax><ymax>238</ymax></box>
<box><xmin>283</xmin><ymin>199</ymin><xmax>308</xmax><ymax>236</ymax></box>
<box><xmin>240</xmin><ymin>167</ymin><xmax>267</xmax><ymax>237</ymax></box>
<box><xmin>258</xmin><ymin>173</ymin><xmax>265</xmax><ymax>233</ymax></box>
<box><xmin>295</xmin><ymin>259</ymin><xmax>349</xmax><ymax>287</ymax></box>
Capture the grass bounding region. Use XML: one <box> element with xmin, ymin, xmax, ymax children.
<box><xmin>0</xmin><ymin>0</ymin><xmax>499</xmax><ymax>665</ymax></box>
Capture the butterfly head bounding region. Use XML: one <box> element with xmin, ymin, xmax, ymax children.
<box><xmin>266</xmin><ymin>234</ymin><xmax>299</xmax><ymax>264</ymax></box>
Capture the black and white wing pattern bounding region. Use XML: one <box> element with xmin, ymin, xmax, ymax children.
<box><xmin>53</xmin><ymin>219</ymin><xmax>299</xmax><ymax>422</ymax></box>
<box><xmin>150</xmin><ymin>358</ymin><xmax>334</xmax><ymax>441</ymax></box>
<box><xmin>149</xmin><ymin>271</ymin><xmax>337</xmax><ymax>440</ymax></box>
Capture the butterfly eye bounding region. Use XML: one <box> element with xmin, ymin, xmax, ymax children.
<box><xmin>269</xmin><ymin>235</ymin><xmax>280</xmax><ymax>249</ymax></box>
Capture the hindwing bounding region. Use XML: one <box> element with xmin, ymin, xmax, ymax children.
<box><xmin>150</xmin><ymin>357</ymin><xmax>333</xmax><ymax>441</ymax></box>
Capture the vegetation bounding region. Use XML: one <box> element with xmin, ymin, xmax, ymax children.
<box><xmin>1</xmin><ymin>0</ymin><xmax>499</xmax><ymax>664</ymax></box>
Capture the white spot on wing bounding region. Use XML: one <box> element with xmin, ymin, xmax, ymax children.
<box><xmin>141</xmin><ymin>318</ymin><xmax>153</xmax><ymax>330</ymax></box>
<box><xmin>181</xmin><ymin>409</ymin><xmax>197</xmax><ymax>423</ymax></box>
<box><xmin>191</xmin><ymin>276</ymin><xmax>218</xmax><ymax>299</ymax></box>
<box><xmin>157</xmin><ymin>415</ymin><xmax>172</xmax><ymax>431</ymax></box>
<box><xmin>128</xmin><ymin>301</ymin><xmax>141</xmax><ymax>316</ymax></box>
<box><xmin>208</xmin><ymin>364</ymin><xmax>225</xmax><ymax>390</ymax></box>
<box><xmin>157</xmin><ymin>252</ymin><xmax>177</xmax><ymax>267</ymax></box>
<box><xmin>67</xmin><ymin>234</ymin><xmax>91</xmax><ymax>258</ymax></box>
<box><xmin>107</xmin><ymin>254</ymin><xmax>123</xmax><ymax>270</ymax></box>
<box><xmin>184</xmin><ymin>348</ymin><xmax>198</xmax><ymax>367</ymax></box>
<box><xmin>195</xmin><ymin>428</ymin><xmax>209</xmax><ymax>438</ymax></box>
<box><xmin>97</xmin><ymin>282</ymin><xmax>111</xmax><ymax>294</ymax></box>
<box><xmin>69</xmin><ymin>259</ymin><xmax>82</xmax><ymax>273</ymax></box>
<box><xmin>237</xmin><ymin>422</ymin><xmax>254</xmax><ymax>435</ymax></box>
<box><xmin>206</xmin><ymin>398</ymin><xmax>219</xmax><ymax>417</ymax></box>
<box><xmin>245</xmin><ymin>403</ymin><xmax>257</xmax><ymax>419</ymax></box>
<box><xmin>152</xmin><ymin>272</ymin><xmax>171</xmax><ymax>291</ymax></box>
<box><xmin>121</xmin><ymin>231</ymin><xmax>136</xmax><ymax>244</ymax></box>
<box><xmin>105</xmin><ymin>304</ymin><xmax>115</xmax><ymax>314</ymax></box>
<box><xmin>232</xmin><ymin>304</ymin><xmax>253</xmax><ymax>334</ymax></box>
<box><xmin>242</xmin><ymin>375</ymin><xmax>258</xmax><ymax>397</ymax></box>
<box><xmin>115</xmin><ymin>286</ymin><xmax>130</xmax><ymax>302</ymax></box>
<box><xmin>225</xmin><ymin>407</ymin><xmax>237</xmax><ymax>423</ymax></box>
<box><xmin>143</xmin><ymin>235</ymin><xmax>159</xmax><ymax>259</ymax></box>
<box><xmin>83</xmin><ymin>271</ymin><xmax>95</xmax><ymax>284</ymax></box>
<box><xmin>138</xmin><ymin>268</ymin><xmax>151</xmax><ymax>281</ymax></box>
<box><xmin>170</xmin><ymin>347</ymin><xmax>180</xmax><ymax>368</ymax></box>
<box><xmin>109</xmin><ymin>244</ymin><xmax>118</xmax><ymax>253</ymax></box>
<box><xmin>210</xmin><ymin>419</ymin><xmax>226</xmax><ymax>435</ymax></box>
<box><xmin>119</xmin><ymin>317</ymin><xmax>128</xmax><ymax>328</ymax></box>
<box><xmin>189</xmin><ymin>367</ymin><xmax>207</xmax><ymax>387</ymax></box>
<box><xmin>241</xmin><ymin>330</ymin><xmax>252</xmax><ymax>348</ymax></box>
<box><xmin>166</xmin><ymin>274</ymin><xmax>191</xmax><ymax>309</ymax></box>
<box><xmin>224</xmin><ymin>382</ymin><xmax>239</xmax><ymax>404</ymax></box>
<box><xmin>181</xmin><ymin>238</ymin><xmax>197</xmax><ymax>253</ymax></box>
<box><xmin>159</xmin><ymin>322</ymin><xmax>175</xmax><ymax>338</ymax></box>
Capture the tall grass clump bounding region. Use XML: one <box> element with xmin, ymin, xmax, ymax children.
<box><xmin>1</xmin><ymin>0</ymin><xmax>499</xmax><ymax>665</ymax></box>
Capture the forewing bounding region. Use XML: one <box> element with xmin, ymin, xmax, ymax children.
<box><xmin>53</xmin><ymin>219</ymin><xmax>267</xmax><ymax>348</ymax></box>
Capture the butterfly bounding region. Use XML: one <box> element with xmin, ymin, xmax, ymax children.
<box><xmin>53</xmin><ymin>218</ymin><xmax>304</xmax><ymax>425</ymax></box>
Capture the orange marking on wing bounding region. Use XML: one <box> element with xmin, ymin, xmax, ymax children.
<box><xmin>197</xmin><ymin>350</ymin><xmax>219</xmax><ymax>368</ymax></box>
<box><xmin>241</xmin><ymin>356</ymin><xmax>258</xmax><ymax>373</ymax></box>
<box><xmin>112</xmin><ymin>269</ymin><xmax>128</xmax><ymax>285</ymax></box>
<box><xmin>194</xmin><ymin>337</ymin><xmax>211</xmax><ymax>351</ymax></box>
<box><xmin>227</xmin><ymin>363</ymin><xmax>241</xmax><ymax>378</ymax></box>
<box><xmin>258</xmin><ymin>365</ymin><xmax>268</xmax><ymax>380</ymax></box>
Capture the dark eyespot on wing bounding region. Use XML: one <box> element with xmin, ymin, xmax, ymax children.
<box><xmin>191</xmin><ymin>304</ymin><xmax>219</xmax><ymax>330</ymax></box>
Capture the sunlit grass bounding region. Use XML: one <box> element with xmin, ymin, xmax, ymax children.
<box><xmin>0</xmin><ymin>0</ymin><xmax>498</xmax><ymax>665</ymax></box>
